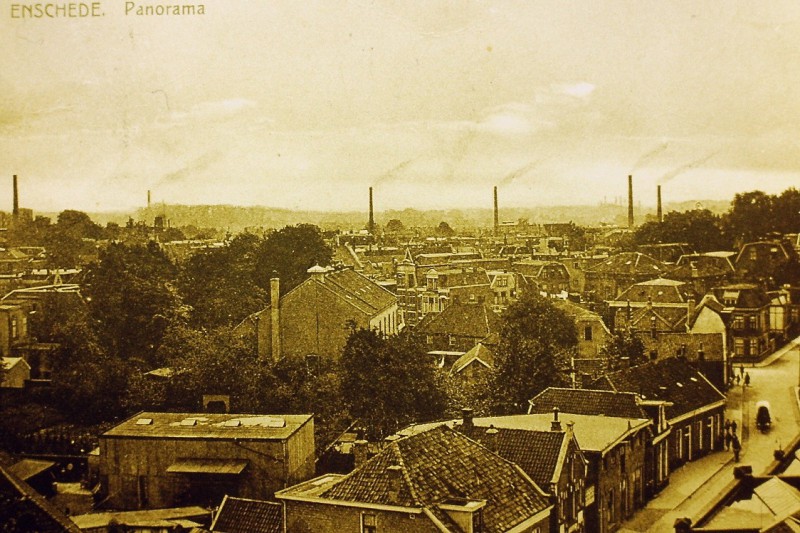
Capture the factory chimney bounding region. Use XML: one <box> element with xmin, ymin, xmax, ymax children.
<box><xmin>368</xmin><ymin>187</ymin><xmax>375</xmax><ymax>234</ymax></box>
<box><xmin>627</xmin><ymin>175</ymin><xmax>634</xmax><ymax>228</ymax></box>
<box><xmin>493</xmin><ymin>186</ymin><xmax>499</xmax><ymax>235</ymax></box>
<box><xmin>657</xmin><ymin>185</ymin><xmax>663</xmax><ymax>223</ymax></box>
<box><xmin>12</xmin><ymin>175</ymin><xmax>19</xmax><ymax>217</ymax></box>
<box><xmin>147</xmin><ymin>190</ymin><xmax>151</xmax><ymax>208</ymax></box>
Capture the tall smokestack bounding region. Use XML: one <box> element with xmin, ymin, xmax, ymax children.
<box><xmin>493</xmin><ymin>186</ymin><xmax>499</xmax><ymax>235</ymax></box>
<box><xmin>270</xmin><ymin>276</ymin><xmax>281</xmax><ymax>361</ymax></box>
<box><xmin>147</xmin><ymin>190</ymin><xmax>151</xmax><ymax>208</ymax></box>
<box><xmin>12</xmin><ymin>175</ymin><xmax>19</xmax><ymax>217</ymax></box>
<box><xmin>657</xmin><ymin>185</ymin><xmax>663</xmax><ymax>223</ymax></box>
<box><xmin>368</xmin><ymin>187</ymin><xmax>375</xmax><ymax>234</ymax></box>
<box><xmin>628</xmin><ymin>175</ymin><xmax>634</xmax><ymax>228</ymax></box>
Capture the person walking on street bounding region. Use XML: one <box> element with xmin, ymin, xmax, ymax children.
<box><xmin>735</xmin><ymin>374</ymin><xmax>740</xmax><ymax>385</ymax></box>
<box><xmin>744</xmin><ymin>372</ymin><xmax>750</xmax><ymax>386</ymax></box>
<box><xmin>732</xmin><ymin>434</ymin><xmax>741</xmax><ymax>462</ymax></box>
<box><xmin>725</xmin><ymin>429</ymin><xmax>732</xmax><ymax>451</ymax></box>
<box><xmin>731</xmin><ymin>420</ymin><xmax>738</xmax><ymax>435</ymax></box>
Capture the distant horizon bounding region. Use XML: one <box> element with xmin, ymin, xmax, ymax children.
<box><xmin>4</xmin><ymin>3</ymin><xmax>799</xmax><ymax>213</ymax></box>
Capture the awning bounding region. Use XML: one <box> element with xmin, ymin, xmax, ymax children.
<box><xmin>166</xmin><ymin>459</ymin><xmax>248</xmax><ymax>475</ymax></box>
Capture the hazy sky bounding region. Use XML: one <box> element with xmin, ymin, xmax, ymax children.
<box><xmin>2</xmin><ymin>1</ymin><xmax>800</xmax><ymax>213</ymax></box>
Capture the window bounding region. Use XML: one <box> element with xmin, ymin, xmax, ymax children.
<box><xmin>584</xmin><ymin>326</ymin><xmax>593</xmax><ymax>341</ymax></box>
<box><xmin>449</xmin><ymin>335</ymin><xmax>456</xmax><ymax>347</ymax></box>
<box><xmin>11</xmin><ymin>318</ymin><xmax>17</xmax><ymax>339</ymax></box>
<box><xmin>426</xmin><ymin>335</ymin><xmax>433</xmax><ymax>345</ymax></box>
<box><xmin>733</xmin><ymin>315</ymin><xmax>744</xmax><ymax>329</ymax></box>
<box><xmin>734</xmin><ymin>338</ymin><xmax>745</xmax><ymax>356</ymax></box>
<box><xmin>362</xmin><ymin>513</ymin><xmax>377</xmax><ymax>533</ymax></box>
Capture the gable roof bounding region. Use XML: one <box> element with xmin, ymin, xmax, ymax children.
<box><xmin>211</xmin><ymin>496</ymin><xmax>282</xmax><ymax>533</ymax></box>
<box><xmin>585</xmin><ymin>252</ymin><xmax>666</xmax><ymax>277</ymax></box>
<box><xmin>528</xmin><ymin>387</ymin><xmax>647</xmax><ymax>420</ymax></box>
<box><xmin>0</xmin><ymin>464</ymin><xmax>80</xmax><ymax>532</ymax></box>
<box><xmin>614</xmin><ymin>278</ymin><xmax>687</xmax><ymax>305</ymax></box>
<box><xmin>416</xmin><ymin>302</ymin><xmax>502</xmax><ymax>339</ymax></box>
<box><xmin>318</xmin><ymin>425</ymin><xmax>551</xmax><ymax>532</ymax></box>
<box><xmin>456</xmin><ymin>425</ymin><xmax>576</xmax><ymax>490</ymax></box>
<box><xmin>588</xmin><ymin>357</ymin><xmax>725</xmax><ymax>421</ymax></box>
<box><xmin>306</xmin><ymin>268</ymin><xmax>396</xmax><ymax>314</ymax></box>
<box><xmin>711</xmin><ymin>283</ymin><xmax>771</xmax><ymax>309</ymax></box>
<box><xmin>451</xmin><ymin>342</ymin><xmax>495</xmax><ymax>374</ymax></box>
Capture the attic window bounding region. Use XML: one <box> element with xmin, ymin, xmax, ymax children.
<box><xmin>180</xmin><ymin>418</ymin><xmax>198</xmax><ymax>426</ymax></box>
<box><xmin>136</xmin><ymin>418</ymin><xmax>153</xmax><ymax>425</ymax></box>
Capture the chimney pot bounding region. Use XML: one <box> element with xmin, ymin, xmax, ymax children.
<box><xmin>461</xmin><ymin>407</ymin><xmax>474</xmax><ymax>428</ymax></box>
<box><xmin>551</xmin><ymin>407</ymin><xmax>562</xmax><ymax>431</ymax></box>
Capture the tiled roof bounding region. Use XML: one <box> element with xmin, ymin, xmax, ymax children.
<box><xmin>321</xmin><ymin>425</ymin><xmax>551</xmax><ymax>532</ymax></box>
<box><xmin>586</xmin><ymin>252</ymin><xmax>666</xmax><ymax>276</ymax></box>
<box><xmin>211</xmin><ymin>496</ymin><xmax>282</xmax><ymax>533</ymax></box>
<box><xmin>451</xmin><ymin>343</ymin><xmax>495</xmax><ymax>374</ymax></box>
<box><xmin>416</xmin><ymin>302</ymin><xmax>502</xmax><ymax>339</ymax></box>
<box><xmin>472</xmin><ymin>414</ymin><xmax>651</xmax><ymax>454</ymax></box>
<box><xmin>711</xmin><ymin>284</ymin><xmax>771</xmax><ymax>309</ymax></box>
<box><xmin>641</xmin><ymin>332</ymin><xmax>725</xmax><ymax>362</ymax></box>
<box><xmin>457</xmin><ymin>425</ymin><xmax>569</xmax><ymax>489</ymax></box>
<box><xmin>552</xmin><ymin>299</ymin><xmax>606</xmax><ymax>323</ymax></box>
<box><xmin>424</xmin><ymin>268</ymin><xmax>491</xmax><ymax>288</ymax></box>
<box><xmin>0</xmin><ymin>465</ymin><xmax>80</xmax><ymax>532</ymax></box>
<box><xmin>671</xmin><ymin>254</ymin><xmax>735</xmax><ymax>279</ymax></box>
<box><xmin>625</xmin><ymin>305</ymin><xmax>688</xmax><ymax>331</ymax></box>
<box><xmin>588</xmin><ymin>357</ymin><xmax>725</xmax><ymax>421</ymax></box>
<box><xmin>614</xmin><ymin>278</ymin><xmax>687</xmax><ymax>304</ymax></box>
<box><xmin>314</xmin><ymin>268</ymin><xmax>396</xmax><ymax>314</ymax></box>
<box><xmin>528</xmin><ymin>387</ymin><xmax>646</xmax><ymax>419</ymax></box>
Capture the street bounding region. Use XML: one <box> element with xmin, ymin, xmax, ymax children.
<box><xmin>620</xmin><ymin>338</ymin><xmax>800</xmax><ymax>532</ymax></box>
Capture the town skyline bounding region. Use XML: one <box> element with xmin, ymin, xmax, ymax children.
<box><xmin>3</xmin><ymin>1</ymin><xmax>800</xmax><ymax>213</ymax></box>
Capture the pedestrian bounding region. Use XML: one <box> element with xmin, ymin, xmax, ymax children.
<box><xmin>731</xmin><ymin>420</ymin><xmax>738</xmax><ymax>434</ymax></box>
<box><xmin>744</xmin><ymin>372</ymin><xmax>750</xmax><ymax>387</ymax></box>
<box><xmin>725</xmin><ymin>430</ymin><xmax>732</xmax><ymax>451</ymax></box>
<box><xmin>732</xmin><ymin>434</ymin><xmax>741</xmax><ymax>462</ymax></box>
<box><xmin>724</xmin><ymin>419</ymin><xmax>732</xmax><ymax>432</ymax></box>
<box><xmin>735</xmin><ymin>374</ymin><xmax>740</xmax><ymax>385</ymax></box>
<box><xmin>740</xmin><ymin>364</ymin><xmax>745</xmax><ymax>376</ymax></box>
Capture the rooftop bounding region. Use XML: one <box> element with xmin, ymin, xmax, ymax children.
<box><xmin>102</xmin><ymin>412</ymin><xmax>313</xmax><ymax>441</ymax></box>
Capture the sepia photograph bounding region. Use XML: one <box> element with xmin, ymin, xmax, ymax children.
<box><xmin>2</xmin><ymin>1</ymin><xmax>800</xmax><ymax>531</ymax></box>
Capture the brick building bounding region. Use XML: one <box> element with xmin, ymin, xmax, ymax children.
<box><xmin>416</xmin><ymin>300</ymin><xmax>501</xmax><ymax>353</ymax></box>
<box><xmin>235</xmin><ymin>266</ymin><xmax>398</xmax><ymax>361</ymax></box>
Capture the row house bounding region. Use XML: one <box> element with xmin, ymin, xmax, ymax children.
<box><xmin>99</xmin><ymin>412</ymin><xmax>315</xmax><ymax>510</ymax></box>
<box><xmin>235</xmin><ymin>266</ymin><xmax>398</xmax><ymax>361</ymax></box>
<box><xmin>641</xmin><ymin>331</ymin><xmax>728</xmax><ymax>391</ymax></box>
<box><xmin>711</xmin><ymin>284</ymin><xmax>771</xmax><ymax>360</ymax></box>
<box><xmin>734</xmin><ymin>239</ymin><xmax>800</xmax><ymax>289</ymax></box>
<box><xmin>667</xmin><ymin>253</ymin><xmax>735</xmax><ymax>298</ymax></box>
<box><xmin>528</xmin><ymin>388</ymin><xmax>671</xmax><ymax>501</ymax></box>
<box><xmin>590</xmin><ymin>357</ymin><xmax>726</xmax><ymax>470</ymax></box>
<box><xmin>475</xmin><ymin>412</ymin><xmax>652</xmax><ymax>533</ymax></box>
<box><xmin>512</xmin><ymin>259</ymin><xmax>571</xmax><ymax>297</ymax></box>
<box><xmin>416</xmin><ymin>300</ymin><xmax>501</xmax><ymax>353</ymax></box>
<box><xmin>608</xmin><ymin>278</ymin><xmax>692</xmax><ymax>335</ymax></box>
<box><xmin>585</xmin><ymin>252</ymin><xmax>668</xmax><ymax>301</ymax></box>
<box><xmin>395</xmin><ymin>248</ymin><xmax>493</xmax><ymax>325</ymax></box>
<box><xmin>277</xmin><ymin>425</ymin><xmax>553</xmax><ymax>533</ymax></box>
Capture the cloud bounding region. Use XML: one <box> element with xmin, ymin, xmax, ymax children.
<box><xmin>560</xmin><ymin>82</ymin><xmax>596</xmax><ymax>98</ymax></box>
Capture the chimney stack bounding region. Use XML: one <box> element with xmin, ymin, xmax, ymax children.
<box><xmin>270</xmin><ymin>276</ymin><xmax>281</xmax><ymax>361</ymax></box>
<box><xmin>462</xmin><ymin>407</ymin><xmax>474</xmax><ymax>429</ymax></box>
<box><xmin>368</xmin><ymin>187</ymin><xmax>375</xmax><ymax>234</ymax></box>
<box><xmin>12</xmin><ymin>175</ymin><xmax>19</xmax><ymax>217</ymax></box>
<box><xmin>628</xmin><ymin>175</ymin><xmax>634</xmax><ymax>228</ymax></box>
<box><xmin>353</xmin><ymin>440</ymin><xmax>369</xmax><ymax>468</ymax></box>
<box><xmin>551</xmin><ymin>407</ymin><xmax>562</xmax><ymax>431</ymax></box>
<box><xmin>485</xmin><ymin>426</ymin><xmax>499</xmax><ymax>452</ymax></box>
<box><xmin>493</xmin><ymin>186</ymin><xmax>499</xmax><ymax>236</ymax></box>
<box><xmin>657</xmin><ymin>185</ymin><xmax>663</xmax><ymax>223</ymax></box>
<box><xmin>387</xmin><ymin>465</ymin><xmax>403</xmax><ymax>503</ymax></box>
<box><xmin>147</xmin><ymin>190</ymin><xmax>151</xmax><ymax>208</ymax></box>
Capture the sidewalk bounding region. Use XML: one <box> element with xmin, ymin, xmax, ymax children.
<box><xmin>753</xmin><ymin>337</ymin><xmax>800</xmax><ymax>368</ymax></box>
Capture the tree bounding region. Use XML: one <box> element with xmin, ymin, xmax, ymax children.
<box><xmin>436</xmin><ymin>221</ymin><xmax>455</xmax><ymax>237</ymax></box>
<box><xmin>601</xmin><ymin>329</ymin><xmax>647</xmax><ymax>371</ymax></box>
<box><xmin>634</xmin><ymin>209</ymin><xmax>729</xmax><ymax>252</ymax></box>
<box><xmin>178</xmin><ymin>233</ymin><xmax>267</xmax><ymax>328</ymax></box>
<box><xmin>724</xmin><ymin>191</ymin><xmax>774</xmax><ymax>245</ymax></box>
<box><xmin>385</xmin><ymin>219</ymin><xmax>405</xmax><ymax>233</ymax></box>
<box><xmin>254</xmin><ymin>224</ymin><xmax>332</xmax><ymax>294</ymax></box>
<box><xmin>493</xmin><ymin>292</ymin><xmax>577</xmax><ymax>413</ymax></box>
<box><xmin>84</xmin><ymin>241</ymin><xmax>183</xmax><ymax>366</ymax></box>
<box><xmin>340</xmin><ymin>328</ymin><xmax>446</xmax><ymax>438</ymax></box>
